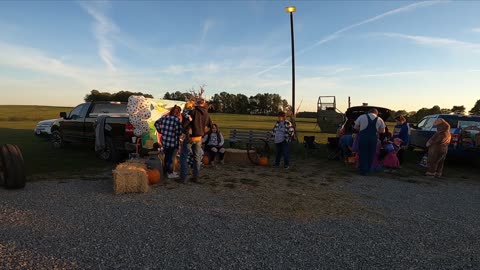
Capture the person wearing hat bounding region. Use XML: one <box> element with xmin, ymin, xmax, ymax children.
<box><xmin>181</xmin><ymin>98</ymin><xmax>212</xmax><ymax>182</ymax></box>
<box><xmin>392</xmin><ymin>115</ymin><xmax>410</xmax><ymax>165</ymax></box>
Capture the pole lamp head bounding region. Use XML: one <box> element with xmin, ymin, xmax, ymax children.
<box><xmin>285</xmin><ymin>6</ymin><xmax>296</xmax><ymax>13</ymax></box>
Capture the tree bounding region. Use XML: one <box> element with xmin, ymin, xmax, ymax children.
<box><xmin>440</xmin><ymin>108</ymin><xmax>452</xmax><ymax>114</ymax></box>
<box><xmin>84</xmin><ymin>90</ymin><xmax>153</xmax><ymax>102</ymax></box>
<box><xmin>451</xmin><ymin>105</ymin><xmax>466</xmax><ymax>115</ymax></box>
<box><xmin>163</xmin><ymin>91</ymin><xmax>192</xmax><ymax>101</ymax></box>
<box><xmin>394</xmin><ymin>110</ymin><xmax>408</xmax><ymax>118</ymax></box>
<box><xmin>469</xmin><ymin>99</ymin><xmax>480</xmax><ymax>115</ymax></box>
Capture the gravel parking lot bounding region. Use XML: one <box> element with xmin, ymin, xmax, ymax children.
<box><xmin>1</xmin><ymin>163</ymin><xmax>479</xmax><ymax>269</ymax></box>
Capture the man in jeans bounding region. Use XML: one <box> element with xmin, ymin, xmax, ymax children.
<box><xmin>181</xmin><ymin>98</ymin><xmax>212</xmax><ymax>183</ymax></box>
<box><xmin>271</xmin><ymin>111</ymin><xmax>295</xmax><ymax>169</ymax></box>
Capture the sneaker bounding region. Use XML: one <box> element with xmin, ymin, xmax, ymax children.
<box><xmin>284</xmin><ymin>166</ymin><xmax>290</xmax><ymax>169</ymax></box>
<box><xmin>167</xmin><ymin>173</ymin><xmax>179</xmax><ymax>179</ymax></box>
<box><xmin>190</xmin><ymin>176</ymin><xmax>198</xmax><ymax>183</ymax></box>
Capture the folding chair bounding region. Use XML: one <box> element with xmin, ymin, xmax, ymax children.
<box><xmin>303</xmin><ymin>136</ymin><xmax>318</xmax><ymax>158</ymax></box>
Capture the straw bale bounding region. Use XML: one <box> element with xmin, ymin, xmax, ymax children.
<box><xmin>113</xmin><ymin>161</ymin><xmax>149</xmax><ymax>194</ymax></box>
<box><xmin>224</xmin><ymin>148</ymin><xmax>253</xmax><ymax>165</ymax></box>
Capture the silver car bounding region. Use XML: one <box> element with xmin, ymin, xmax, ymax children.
<box><xmin>34</xmin><ymin>119</ymin><xmax>58</xmax><ymax>136</ymax></box>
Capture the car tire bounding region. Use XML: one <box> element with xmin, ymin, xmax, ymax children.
<box><xmin>51</xmin><ymin>130</ymin><xmax>64</xmax><ymax>149</ymax></box>
<box><xmin>97</xmin><ymin>137</ymin><xmax>120</xmax><ymax>162</ymax></box>
<box><xmin>0</xmin><ymin>144</ymin><xmax>26</xmax><ymax>189</ymax></box>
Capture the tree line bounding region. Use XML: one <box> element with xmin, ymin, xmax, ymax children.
<box><xmin>84</xmin><ymin>90</ymin><xmax>480</xmax><ymax>120</ymax></box>
<box><xmin>393</xmin><ymin>101</ymin><xmax>480</xmax><ymax>123</ymax></box>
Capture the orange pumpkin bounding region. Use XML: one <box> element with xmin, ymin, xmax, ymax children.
<box><xmin>202</xmin><ymin>155</ymin><xmax>209</xmax><ymax>165</ymax></box>
<box><xmin>146</xmin><ymin>169</ymin><xmax>161</xmax><ymax>185</ymax></box>
<box><xmin>258</xmin><ymin>157</ymin><xmax>269</xmax><ymax>166</ymax></box>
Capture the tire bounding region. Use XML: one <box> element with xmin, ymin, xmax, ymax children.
<box><xmin>51</xmin><ymin>130</ymin><xmax>64</xmax><ymax>149</ymax></box>
<box><xmin>0</xmin><ymin>144</ymin><xmax>26</xmax><ymax>189</ymax></box>
<box><xmin>97</xmin><ymin>137</ymin><xmax>120</xmax><ymax>162</ymax></box>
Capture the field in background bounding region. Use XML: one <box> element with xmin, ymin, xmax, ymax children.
<box><xmin>0</xmin><ymin>105</ymin><xmax>72</xmax><ymax>121</ymax></box>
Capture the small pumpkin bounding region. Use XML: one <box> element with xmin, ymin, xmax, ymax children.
<box><xmin>202</xmin><ymin>155</ymin><xmax>209</xmax><ymax>165</ymax></box>
<box><xmin>258</xmin><ymin>157</ymin><xmax>269</xmax><ymax>166</ymax></box>
<box><xmin>146</xmin><ymin>169</ymin><xmax>161</xmax><ymax>185</ymax></box>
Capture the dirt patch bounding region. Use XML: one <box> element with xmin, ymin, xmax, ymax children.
<box><xmin>162</xmin><ymin>160</ymin><xmax>373</xmax><ymax>221</ymax></box>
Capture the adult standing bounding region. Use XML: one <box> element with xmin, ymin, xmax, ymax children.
<box><xmin>354</xmin><ymin>108</ymin><xmax>386</xmax><ymax>175</ymax></box>
<box><xmin>182</xmin><ymin>98</ymin><xmax>212</xmax><ymax>182</ymax></box>
<box><xmin>154</xmin><ymin>105</ymin><xmax>182</xmax><ymax>179</ymax></box>
<box><xmin>392</xmin><ymin>115</ymin><xmax>410</xmax><ymax>165</ymax></box>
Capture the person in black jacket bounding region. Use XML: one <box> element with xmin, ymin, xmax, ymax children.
<box><xmin>181</xmin><ymin>98</ymin><xmax>212</xmax><ymax>182</ymax></box>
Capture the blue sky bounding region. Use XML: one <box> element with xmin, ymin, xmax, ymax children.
<box><xmin>1</xmin><ymin>0</ymin><xmax>479</xmax><ymax>112</ymax></box>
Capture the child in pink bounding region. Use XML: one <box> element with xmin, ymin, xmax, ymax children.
<box><xmin>381</xmin><ymin>138</ymin><xmax>402</xmax><ymax>171</ymax></box>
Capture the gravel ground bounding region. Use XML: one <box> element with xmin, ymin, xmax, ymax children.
<box><xmin>1</xmin><ymin>170</ymin><xmax>479</xmax><ymax>269</ymax></box>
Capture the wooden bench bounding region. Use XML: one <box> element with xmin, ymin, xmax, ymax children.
<box><xmin>228</xmin><ymin>129</ymin><xmax>271</xmax><ymax>147</ymax></box>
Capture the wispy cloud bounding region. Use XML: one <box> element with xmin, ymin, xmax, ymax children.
<box><xmin>473</xmin><ymin>28</ymin><xmax>480</xmax><ymax>33</ymax></box>
<box><xmin>79</xmin><ymin>2</ymin><xmax>118</xmax><ymax>72</ymax></box>
<box><xmin>380</xmin><ymin>33</ymin><xmax>480</xmax><ymax>53</ymax></box>
<box><xmin>201</xmin><ymin>18</ymin><xmax>215</xmax><ymax>42</ymax></box>
<box><xmin>255</xmin><ymin>1</ymin><xmax>445</xmax><ymax>76</ymax></box>
<box><xmin>0</xmin><ymin>41</ymin><xmax>97</xmax><ymax>82</ymax></box>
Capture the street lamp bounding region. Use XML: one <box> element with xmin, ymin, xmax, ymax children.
<box><xmin>285</xmin><ymin>6</ymin><xmax>296</xmax><ymax>117</ymax></box>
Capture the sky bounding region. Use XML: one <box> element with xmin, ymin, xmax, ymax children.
<box><xmin>0</xmin><ymin>0</ymin><xmax>479</xmax><ymax>113</ymax></box>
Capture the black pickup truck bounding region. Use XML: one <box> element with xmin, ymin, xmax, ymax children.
<box><xmin>51</xmin><ymin>101</ymin><xmax>136</xmax><ymax>161</ymax></box>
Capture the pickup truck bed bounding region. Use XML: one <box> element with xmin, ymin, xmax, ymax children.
<box><xmin>51</xmin><ymin>102</ymin><xmax>136</xmax><ymax>161</ymax></box>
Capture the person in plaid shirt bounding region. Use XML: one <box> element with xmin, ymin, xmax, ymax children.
<box><xmin>155</xmin><ymin>106</ymin><xmax>182</xmax><ymax>179</ymax></box>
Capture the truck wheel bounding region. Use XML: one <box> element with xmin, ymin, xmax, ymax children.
<box><xmin>51</xmin><ymin>130</ymin><xmax>64</xmax><ymax>149</ymax></box>
<box><xmin>0</xmin><ymin>144</ymin><xmax>26</xmax><ymax>189</ymax></box>
<box><xmin>97</xmin><ymin>137</ymin><xmax>120</xmax><ymax>162</ymax></box>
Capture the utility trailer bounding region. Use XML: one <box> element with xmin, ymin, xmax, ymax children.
<box><xmin>317</xmin><ymin>96</ymin><xmax>345</xmax><ymax>134</ymax></box>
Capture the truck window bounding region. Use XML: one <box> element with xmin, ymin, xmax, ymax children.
<box><xmin>90</xmin><ymin>103</ymin><xmax>127</xmax><ymax>114</ymax></box>
<box><xmin>439</xmin><ymin>116</ymin><xmax>458</xmax><ymax>128</ymax></box>
<box><xmin>69</xmin><ymin>104</ymin><xmax>87</xmax><ymax>119</ymax></box>
<box><xmin>458</xmin><ymin>120</ymin><xmax>480</xmax><ymax>129</ymax></box>
<box><xmin>417</xmin><ymin>117</ymin><xmax>436</xmax><ymax>130</ymax></box>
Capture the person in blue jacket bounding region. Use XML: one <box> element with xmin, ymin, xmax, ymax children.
<box><xmin>392</xmin><ymin>115</ymin><xmax>410</xmax><ymax>165</ymax></box>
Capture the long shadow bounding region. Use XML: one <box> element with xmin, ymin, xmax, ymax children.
<box><xmin>0</xmin><ymin>128</ymin><xmax>114</xmax><ymax>177</ymax></box>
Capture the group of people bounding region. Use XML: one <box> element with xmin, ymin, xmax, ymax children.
<box><xmin>154</xmin><ymin>98</ymin><xmax>224</xmax><ymax>183</ymax></box>
<box><xmin>154</xmin><ymin>104</ymin><xmax>296</xmax><ymax>182</ymax></box>
<box><xmin>339</xmin><ymin>108</ymin><xmax>451</xmax><ymax>177</ymax></box>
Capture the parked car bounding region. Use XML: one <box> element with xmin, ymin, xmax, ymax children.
<box><xmin>34</xmin><ymin>118</ymin><xmax>58</xmax><ymax>136</ymax></box>
<box><xmin>51</xmin><ymin>101</ymin><xmax>136</xmax><ymax>161</ymax></box>
<box><xmin>409</xmin><ymin>114</ymin><xmax>480</xmax><ymax>156</ymax></box>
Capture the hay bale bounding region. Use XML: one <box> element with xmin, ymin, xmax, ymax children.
<box><xmin>113</xmin><ymin>161</ymin><xmax>149</xmax><ymax>194</ymax></box>
<box><xmin>224</xmin><ymin>148</ymin><xmax>253</xmax><ymax>165</ymax></box>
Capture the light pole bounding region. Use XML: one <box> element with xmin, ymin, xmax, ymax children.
<box><xmin>286</xmin><ymin>6</ymin><xmax>296</xmax><ymax>117</ymax></box>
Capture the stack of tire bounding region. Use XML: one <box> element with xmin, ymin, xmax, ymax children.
<box><xmin>0</xmin><ymin>144</ymin><xmax>26</xmax><ymax>189</ymax></box>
